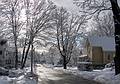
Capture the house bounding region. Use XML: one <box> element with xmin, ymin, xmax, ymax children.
<box><xmin>5</xmin><ymin>47</ymin><xmax>16</xmax><ymax>68</ymax></box>
<box><xmin>0</xmin><ymin>39</ymin><xmax>16</xmax><ymax>68</ymax></box>
<box><xmin>0</xmin><ymin>39</ymin><xmax>7</xmax><ymax>67</ymax></box>
<box><xmin>85</xmin><ymin>36</ymin><xmax>115</xmax><ymax>66</ymax></box>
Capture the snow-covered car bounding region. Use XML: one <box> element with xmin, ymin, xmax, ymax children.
<box><xmin>0</xmin><ymin>67</ymin><xmax>9</xmax><ymax>76</ymax></box>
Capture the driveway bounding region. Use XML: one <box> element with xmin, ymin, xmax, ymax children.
<box><xmin>36</xmin><ymin>65</ymin><xmax>101</xmax><ymax>84</ymax></box>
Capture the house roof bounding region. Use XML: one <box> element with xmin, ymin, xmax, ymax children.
<box><xmin>88</xmin><ymin>36</ymin><xmax>115</xmax><ymax>51</ymax></box>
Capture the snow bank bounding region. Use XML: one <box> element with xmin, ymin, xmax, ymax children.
<box><xmin>0</xmin><ymin>76</ymin><xmax>16</xmax><ymax>84</ymax></box>
<box><xmin>94</xmin><ymin>68</ymin><xmax>120</xmax><ymax>84</ymax></box>
<box><xmin>17</xmin><ymin>75</ymin><xmax>37</xmax><ymax>84</ymax></box>
<box><xmin>0</xmin><ymin>67</ymin><xmax>38</xmax><ymax>84</ymax></box>
<box><xmin>0</xmin><ymin>79</ymin><xmax>9</xmax><ymax>84</ymax></box>
<box><xmin>53</xmin><ymin>66</ymin><xmax>119</xmax><ymax>84</ymax></box>
<box><xmin>94</xmin><ymin>71</ymin><xmax>115</xmax><ymax>84</ymax></box>
<box><xmin>111</xmin><ymin>74</ymin><xmax>120</xmax><ymax>84</ymax></box>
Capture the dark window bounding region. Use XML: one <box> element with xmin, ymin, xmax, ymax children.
<box><xmin>6</xmin><ymin>60</ymin><xmax>11</xmax><ymax>64</ymax></box>
<box><xmin>0</xmin><ymin>51</ymin><xmax>2</xmax><ymax>55</ymax></box>
<box><xmin>108</xmin><ymin>54</ymin><xmax>110</xmax><ymax>60</ymax></box>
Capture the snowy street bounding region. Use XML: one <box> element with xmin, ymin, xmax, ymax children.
<box><xmin>36</xmin><ymin>65</ymin><xmax>101</xmax><ymax>84</ymax></box>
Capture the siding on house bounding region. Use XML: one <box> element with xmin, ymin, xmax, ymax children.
<box><xmin>92</xmin><ymin>47</ymin><xmax>103</xmax><ymax>65</ymax></box>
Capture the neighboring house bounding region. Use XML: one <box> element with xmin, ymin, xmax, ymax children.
<box><xmin>0</xmin><ymin>39</ymin><xmax>7</xmax><ymax>67</ymax></box>
<box><xmin>5</xmin><ymin>47</ymin><xmax>16</xmax><ymax>68</ymax></box>
<box><xmin>85</xmin><ymin>36</ymin><xmax>115</xmax><ymax>66</ymax></box>
<box><xmin>0</xmin><ymin>39</ymin><xmax>16</xmax><ymax>68</ymax></box>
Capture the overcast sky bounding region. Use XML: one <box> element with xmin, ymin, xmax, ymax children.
<box><xmin>51</xmin><ymin>0</ymin><xmax>79</xmax><ymax>13</ymax></box>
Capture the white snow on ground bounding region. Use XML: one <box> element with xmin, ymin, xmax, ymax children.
<box><xmin>44</xmin><ymin>64</ymin><xmax>120</xmax><ymax>84</ymax></box>
<box><xmin>16</xmin><ymin>75</ymin><xmax>37</xmax><ymax>84</ymax></box>
<box><xmin>1</xmin><ymin>64</ymin><xmax>119</xmax><ymax>84</ymax></box>
<box><xmin>0</xmin><ymin>67</ymin><xmax>37</xmax><ymax>84</ymax></box>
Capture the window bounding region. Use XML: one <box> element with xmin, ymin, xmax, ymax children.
<box><xmin>6</xmin><ymin>60</ymin><xmax>11</xmax><ymax>64</ymax></box>
<box><xmin>108</xmin><ymin>54</ymin><xmax>110</xmax><ymax>60</ymax></box>
<box><xmin>0</xmin><ymin>50</ymin><xmax>2</xmax><ymax>55</ymax></box>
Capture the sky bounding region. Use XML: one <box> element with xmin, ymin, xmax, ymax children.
<box><xmin>51</xmin><ymin>0</ymin><xmax>120</xmax><ymax>12</ymax></box>
<box><xmin>51</xmin><ymin>0</ymin><xmax>79</xmax><ymax>13</ymax></box>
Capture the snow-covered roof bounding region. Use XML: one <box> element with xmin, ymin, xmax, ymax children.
<box><xmin>88</xmin><ymin>36</ymin><xmax>115</xmax><ymax>51</ymax></box>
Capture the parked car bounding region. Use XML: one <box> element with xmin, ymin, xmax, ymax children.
<box><xmin>0</xmin><ymin>67</ymin><xmax>9</xmax><ymax>76</ymax></box>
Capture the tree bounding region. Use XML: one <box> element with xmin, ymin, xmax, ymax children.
<box><xmin>73</xmin><ymin>0</ymin><xmax>120</xmax><ymax>75</ymax></box>
<box><xmin>49</xmin><ymin>46</ymin><xmax>55</xmax><ymax>65</ymax></box>
<box><xmin>0</xmin><ymin>0</ymin><xmax>24</xmax><ymax>69</ymax></box>
<box><xmin>21</xmin><ymin>0</ymin><xmax>56</xmax><ymax>69</ymax></box>
<box><xmin>48</xmin><ymin>45</ymin><xmax>61</xmax><ymax>65</ymax></box>
<box><xmin>90</xmin><ymin>12</ymin><xmax>114</xmax><ymax>36</ymax></box>
<box><xmin>73</xmin><ymin>0</ymin><xmax>111</xmax><ymax>18</ymax></box>
<box><xmin>109</xmin><ymin>0</ymin><xmax>120</xmax><ymax>75</ymax></box>
<box><xmin>30</xmin><ymin>44</ymin><xmax>34</xmax><ymax>73</ymax></box>
<box><xmin>53</xmin><ymin>7</ymin><xmax>87</xmax><ymax>69</ymax></box>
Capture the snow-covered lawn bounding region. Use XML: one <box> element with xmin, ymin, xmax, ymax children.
<box><xmin>44</xmin><ymin>64</ymin><xmax>119</xmax><ymax>84</ymax></box>
<box><xmin>0</xmin><ymin>67</ymin><xmax>38</xmax><ymax>84</ymax></box>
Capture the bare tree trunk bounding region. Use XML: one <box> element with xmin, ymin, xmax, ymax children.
<box><xmin>31</xmin><ymin>44</ymin><xmax>34</xmax><ymax>73</ymax></box>
<box><xmin>21</xmin><ymin>41</ymin><xmax>27</xmax><ymax>66</ymax></box>
<box><xmin>110</xmin><ymin>0</ymin><xmax>120</xmax><ymax>75</ymax></box>
<box><xmin>21</xmin><ymin>41</ymin><xmax>31</xmax><ymax>69</ymax></box>
<box><xmin>15</xmin><ymin>37</ymin><xmax>18</xmax><ymax>69</ymax></box>
<box><xmin>11</xmin><ymin>6</ymin><xmax>18</xmax><ymax>69</ymax></box>
<box><xmin>63</xmin><ymin>56</ymin><xmax>67</xmax><ymax>69</ymax></box>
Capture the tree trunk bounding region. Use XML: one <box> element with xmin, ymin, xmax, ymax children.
<box><xmin>63</xmin><ymin>56</ymin><xmax>67</xmax><ymax>69</ymax></box>
<box><xmin>21</xmin><ymin>41</ymin><xmax>27</xmax><ymax>66</ymax></box>
<box><xmin>21</xmin><ymin>42</ymin><xmax>31</xmax><ymax>69</ymax></box>
<box><xmin>31</xmin><ymin>44</ymin><xmax>34</xmax><ymax>73</ymax></box>
<box><xmin>15</xmin><ymin>40</ymin><xmax>18</xmax><ymax>69</ymax></box>
<box><xmin>110</xmin><ymin>0</ymin><xmax>120</xmax><ymax>75</ymax></box>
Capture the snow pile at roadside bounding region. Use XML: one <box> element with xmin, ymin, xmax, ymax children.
<box><xmin>53</xmin><ymin>66</ymin><xmax>118</xmax><ymax>84</ymax></box>
<box><xmin>0</xmin><ymin>79</ymin><xmax>9</xmax><ymax>84</ymax></box>
<box><xmin>16</xmin><ymin>75</ymin><xmax>37</xmax><ymax>84</ymax></box>
<box><xmin>94</xmin><ymin>68</ymin><xmax>120</xmax><ymax>84</ymax></box>
<box><xmin>94</xmin><ymin>68</ymin><xmax>115</xmax><ymax>84</ymax></box>
<box><xmin>0</xmin><ymin>76</ymin><xmax>11</xmax><ymax>84</ymax></box>
<box><xmin>0</xmin><ymin>76</ymin><xmax>18</xmax><ymax>84</ymax></box>
<box><xmin>0</xmin><ymin>67</ymin><xmax>38</xmax><ymax>84</ymax></box>
<box><xmin>111</xmin><ymin>74</ymin><xmax>120</xmax><ymax>84</ymax></box>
